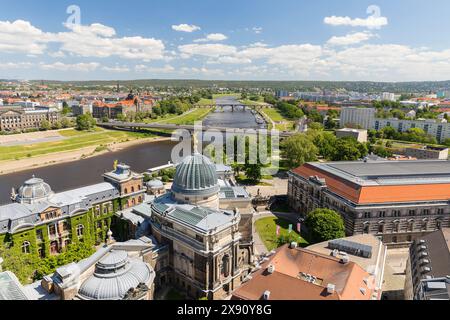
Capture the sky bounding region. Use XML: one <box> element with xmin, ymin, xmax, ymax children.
<box><xmin>1</xmin><ymin>0</ymin><xmax>450</xmax><ymax>82</ymax></box>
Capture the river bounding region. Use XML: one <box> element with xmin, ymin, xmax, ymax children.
<box><xmin>0</xmin><ymin>96</ymin><xmax>263</xmax><ymax>204</ymax></box>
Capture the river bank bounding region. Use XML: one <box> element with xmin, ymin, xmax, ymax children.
<box><xmin>0</xmin><ymin>136</ymin><xmax>172</xmax><ymax>176</ymax></box>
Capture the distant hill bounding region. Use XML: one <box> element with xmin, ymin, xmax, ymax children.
<box><xmin>5</xmin><ymin>79</ymin><xmax>450</xmax><ymax>93</ymax></box>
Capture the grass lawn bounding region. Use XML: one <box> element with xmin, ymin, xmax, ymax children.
<box><xmin>160</xmin><ymin>108</ymin><xmax>212</xmax><ymax>125</ymax></box>
<box><xmin>255</xmin><ymin>216</ymin><xmax>309</xmax><ymax>251</ymax></box>
<box><xmin>0</xmin><ymin>128</ymin><xmax>155</xmax><ymax>161</ymax></box>
<box><xmin>213</xmin><ymin>93</ymin><xmax>241</xmax><ymax>99</ymax></box>
<box><xmin>197</xmin><ymin>98</ymin><xmax>214</xmax><ymax>106</ymax></box>
<box><xmin>262</xmin><ymin>108</ymin><xmax>295</xmax><ymax>131</ymax></box>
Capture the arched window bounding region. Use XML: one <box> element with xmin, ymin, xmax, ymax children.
<box><xmin>76</xmin><ymin>224</ymin><xmax>84</xmax><ymax>237</ymax></box>
<box><xmin>138</xmin><ymin>196</ymin><xmax>142</xmax><ymax>203</ymax></box>
<box><xmin>22</xmin><ymin>241</ymin><xmax>30</xmax><ymax>254</ymax></box>
<box><xmin>131</xmin><ymin>186</ymin><xmax>135</xmax><ymax>193</ymax></box>
<box><xmin>221</xmin><ymin>255</ymin><xmax>230</xmax><ymax>278</ymax></box>
<box><xmin>363</xmin><ymin>222</ymin><xmax>370</xmax><ymax>234</ymax></box>
<box><xmin>132</xmin><ymin>198</ymin><xmax>136</xmax><ymax>206</ymax></box>
<box><xmin>124</xmin><ymin>188</ymin><xmax>128</xmax><ymax>194</ymax></box>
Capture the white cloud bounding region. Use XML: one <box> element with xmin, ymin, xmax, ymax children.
<box><xmin>178</xmin><ymin>43</ymin><xmax>237</xmax><ymax>58</ymax></box>
<box><xmin>0</xmin><ymin>62</ymin><xmax>33</xmax><ymax>69</ymax></box>
<box><xmin>135</xmin><ymin>64</ymin><xmax>175</xmax><ymax>73</ymax></box>
<box><xmin>172</xmin><ymin>24</ymin><xmax>201</xmax><ymax>33</ymax></box>
<box><xmin>207</xmin><ymin>56</ymin><xmax>252</xmax><ymax>64</ymax></box>
<box><xmin>102</xmin><ymin>65</ymin><xmax>129</xmax><ymax>73</ymax></box>
<box><xmin>194</xmin><ymin>33</ymin><xmax>228</xmax><ymax>42</ymax></box>
<box><xmin>39</xmin><ymin>62</ymin><xmax>100</xmax><ymax>72</ymax></box>
<box><xmin>0</xmin><ymin>20</ymin><xmax>52</xmax><ymax>54</ymax></box>
<box><xmin>0</xmin><ymin>20</ymin><xmax>167</xmax><ymax>61</ymax></box>
<box><xmin>324</xmin><ymin>15</ymin><xmax>388</xmax><ymax>29</ymax></box>
<box><xmin>252</xmin><ymin>27</ymin><xmax>263</xmax><ymax>34</ymax></box>
<box><xmin>326</xmin><ymin>32</ymin><xmax>375</xmax><ymax>46</ymax></box>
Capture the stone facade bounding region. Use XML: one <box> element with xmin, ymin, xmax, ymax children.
<box><xmin>0</xmin><ymin>106</ymin><xmax>60</xmax><ymax>132</ymax></box>
<box><xmin>287</xmin><ymin>162</ymin><xmax>450</xmax><ymax>247</ymax></box>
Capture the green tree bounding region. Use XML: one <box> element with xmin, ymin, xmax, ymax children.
<box><xmin>39</xmin><ymin>119</ymin><xmax>51</xmax><ymax>131</ymax></box>
<box><xmin>332</xmin><ymin>137</ymin><xmax>368</xmax><ymax>161</ymax></box>
<box><xmin>62</xmin><ymin>101</ymin><xmax>71</xmax><ymax>115</ymax></box>
<box><xmin>0</xmin><ymin>244</ymin><xmax>39</xmax><ymax>284</ymax></box>
<box><xmin>76</xmin><ymin>113</ymin><xmax>96</xmax><ymax>131</ymax></box>
<box><xmin>61</xmin><ymin>117</ymin><xmax>72</xmax><ymax>128</ymax></box>
<box><xmin>305</xmin><ymin>208</ymin><xmax>345</xmax><ymax>243</ymax></box>
<box><xmin>244</xmin><ymin>163</ymin><xmax>262</xmax><ymax>182</ymax></box>
<box><xmin>281</xmin><ymin>134</ymin><xmax>318</xmax><ymax>168</ymax></box>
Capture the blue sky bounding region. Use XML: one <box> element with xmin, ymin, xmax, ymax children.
<box><xmin>1</xmin><ymin>0</ymin><xmax>450</xmax><ymax>81</ymax></box>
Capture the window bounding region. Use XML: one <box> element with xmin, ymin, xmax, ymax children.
<box><xmin>437</xmin><ymin>208</ymin><xmax>444</xmax><ymax>215</ymax></box>
<box><xmin>409</xmin><ymin>210</ymin><xmax>416</xmax><ymax>216</ymax></box>
<box><xmin>131</xmin><ymin>186</ymin><xmax>135</xmax><ymax>193</ymax></box>
<box><xmin>36</xmin><ymin>229</ymin><xmax>43</xmax><ymax>240</ymax></box>
<box><xmin>62</xmin><ymin>221</ymin><xmax>69</xmax><ymax>232</ymax></box>
<box><xmin>422</xmin><ymin>209</ymin><xmax>430</xmax><ymax>215</ymax></box>
<box><xmin>392</xmin><ymin>210</ymin><xmax>400</xmax><ymax>217</ymax></box>
<box><xmin>76</xmin><ymin>224</ymin><xmax>84</xmax><ymax>237</ymax></box>
<box><xmin>221</xmin><ymin>255</ymin><xmax>230</xmax><ymax>278</ymax></box>
<box><xmin>408</xmin><ymin>221</ymin><xmax>414</xmax><ymax>232</ymax></box>
<box><xmin>49</xmin><ymin>224</ymin><xmax>57</xmax><ymax>236</ymax></box>
<box><xmin>21</xmin><ymin>241</ymin><xmax>30</xmax><ymax>254</ymax></box>
<box><xmin>124</xmin><ymin>188</ymin><xmax>128</xmax><ymax>194</ymax></box>
<box><xmin>422</xmin><ymin>220</ymin><xmax>428</xmax><ymax>231</ymax></box>
<box><xmin>436</xmin><ymin>219</ymin><xmax>442</xmax><ymax>230</ymax></box>
<box><xmin>378</xmin><ymin>211</ymin><xmax>386</xmax><ymax>218</ymax></box>
<box><xmin>363</xmin><ymin>223</ymin><xmax>370</xmax><ymax>234</ymax></box>
<box><xmin>378</xmin><ymin>223</ymin><xmax>384</xmax><ymax>234</ymax></box>
<box><xmin>363</xmin><ymin>212</ymin><xmax>370</xmax><ymax>219</ymax></box>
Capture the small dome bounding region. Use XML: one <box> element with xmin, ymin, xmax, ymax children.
<box><xmin>146</xmin><ymin>179</ymin><xmax>164</xmax><ymax>189</ymax></box>
<box><xmin>16</xmin><ymin>176</ymin><xmax>53</xmax><ymax>204</ymax></box>
<box><xmin>78</xmin><ymin>250</ymin><xmax>152</xmax><ymax>300</ymax></box>
<box><xmin>171</xmin><ymin>152</ymin><xmax>219</xmax><ymax>196</ymax></box>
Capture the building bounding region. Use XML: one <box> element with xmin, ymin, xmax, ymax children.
<box><xmin>382</xmin><ymin>92</ymin><xmax>396</xmax><ymax>102</ymax></box>
<box><xmin>288</xmin><ymin>160</ymin><xmax>450</xmax><ymax>246</ymax></box>
<box><xmin>336</xmin><ymin>128</ymin><xmax>368</xmax><ymax>143</ymax></box>
<box><xmin>231</xmin><ymin>242</ymin><xmax>379</xmax><ymax>300</ymax></box>
<box><xmin>0</xmin><ymin>163</ymin><xmax>145</xmax><ymax>259</ymax></box>
<box><xmin>0</xmin><ymin>271</ymin><xmax>35</xmax><ymax>300</ymax></box>
<box><xmin>115</xmin><ymin>149</ymin><xmax>255</xmax><ymax>300</ymax></box>
<box><xmin>0</xmin><ymin>105</ymin><xmax>60</xmax><ymax>132</ymax></box>
<box><xmin>306</xmin><ymin>234</ymin><xmax>387</xmax><ymax>296</ymax></box>
<box><xmin>373</xmin><ymin>118</ymin><xmax>449</xmax><ymax>143</ymax></box>
<box><xmin>92</xmin><ymin>93</ymin><xmax>154</xmax><ymax>119</ymax></box>
<box><xmin>403</xmin><ymin>146</ymin><xmax>449</xmax><ymax>160</ymax></box>
<box><xmin>339</xmin><ymin>107</ymin><xmax>375</xmax><ymax>129</ymax></box>
<box><xmin>71</xmin><ymin>104</ymin><xmax>91</xmax><ymax>116</ymax></box>
<box><xmin>404</xmin><ymin>228</ymin><xmax>450</xmax><ymax>300</ymax></box>
<box><xmin>28</xmin><ymin>236</ymin><xmax>156</xmax><ymax>300</ymax></box>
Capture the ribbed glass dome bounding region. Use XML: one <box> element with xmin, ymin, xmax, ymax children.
<box><xmin>171</xmin><ymin>152</ymin><xmax>219</xmax><ymax>196</ymax></box>
<box><xmin>78</xmin><ymin>250</ymin><xmax>152</xmax><ymax>300</ymax></box>
<box><xmin>16</xmin><ymin>176</ymin><xmax>53</xmax><ymax>204</ymax></box>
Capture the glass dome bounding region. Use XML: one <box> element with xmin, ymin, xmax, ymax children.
<box><xmin>16</xmin><ymin>176</ymin><xmax>53</xmax><ymax>204</ymax></box>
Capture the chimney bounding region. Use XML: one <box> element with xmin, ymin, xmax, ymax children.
<box><xmin>327</xmin><ymin>283</ymin><xmax>335</xmax><ymax>294</ymax></box>
<box><xmin>290</xmin><ymin>242</ymin><xmax>298</xmax><ymax>249</ymax></box>
<box><xmin>263</xmin><ymin>290</ymin><xmax>271</xmax><ymax>300</ymax></box>
<box><xmin>267</xmin><ymin>264</ymin><xmax>275</xmax><ymax>274</ymax></box>
<box><xmin>341</xmin><ymin>255</ymin><xmax>349</xmax><ymax>264</ymax></box>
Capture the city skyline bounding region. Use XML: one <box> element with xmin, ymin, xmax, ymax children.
<box><xmin>2</xmin><ymin>0</ymin><xmax>450</xmax><ymax>82</ymax></box>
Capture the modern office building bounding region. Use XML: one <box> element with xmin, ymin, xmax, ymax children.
<box><xmin>404</xmin><ymin>228</ymin><xmax>450</xmax><ymax>300</ymax></box>
<box><xmin>288</xmin><ymin>160</ymin><xmax>450</xmax><ymax>246</ymax></box>
<box><xmin>339</xmin><ymin>107</ymin><xmax>375</xmax><ymax>129</ymax></box>
<box><xmin>374</xmin><ymin>118</ymin><xmax>450</xmax><ymax>143</ymax></box>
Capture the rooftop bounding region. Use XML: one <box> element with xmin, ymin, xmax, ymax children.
<box><xmin>232</xmin><ymin>244</ymin><xmax>375</xmax><ymax>300</ymax></box>
<box><xmin>292</xmin><ymin>160</ymin><xmax>450</xmax><ymax>204</ymax></box>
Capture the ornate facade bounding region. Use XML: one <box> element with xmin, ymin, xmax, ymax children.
<box><xmin>0</xmin><ymin>163</ymin><xmax>145</xmax><ymax>259</ymax></box>
<box><xmin>288</xmin><ymin>160</ymin><xmax>450</xmax><ymax>247</ymax></box>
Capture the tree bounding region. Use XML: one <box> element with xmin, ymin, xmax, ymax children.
<box><xmin>305</xmin><ymin>208</ymin><xmax>345</xmax><ymax>243</ymax></box>
<box><xmin>61</xmin><ymin>117</ymin><xmax>72</xmax><ymax>128</ymax></box>
<box><xmin>62</xmin><ymin>101</ymin><xmax>71</xmax><ymax>115</ymax></box>
<box><xmin>245</xmin><ymin>163</ymin><xmax>262</xmax><ymax>182</ymax></box>
<box><xmin>0</xmin><ymin>244</ymin><xmax>39</xmax><ymax>284</ymax></box>
<box><xmin>40</xmin><ymin>119</ymin><xmax>51</xmax><ymax>131</ymax></box>
<box><xmin>331</xmin><ymin>137</ymin><xmax>368</xmax><ymax>161</ymax></box>
<box><xmin>76</xmin><ymin>113</ymin><xmax>96</xmax><ymax>131</ymax></box>
<box><xmin>281</xmin><ymin>134</ymin><xmax>318</xmax><ymax>168</ymax></box>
